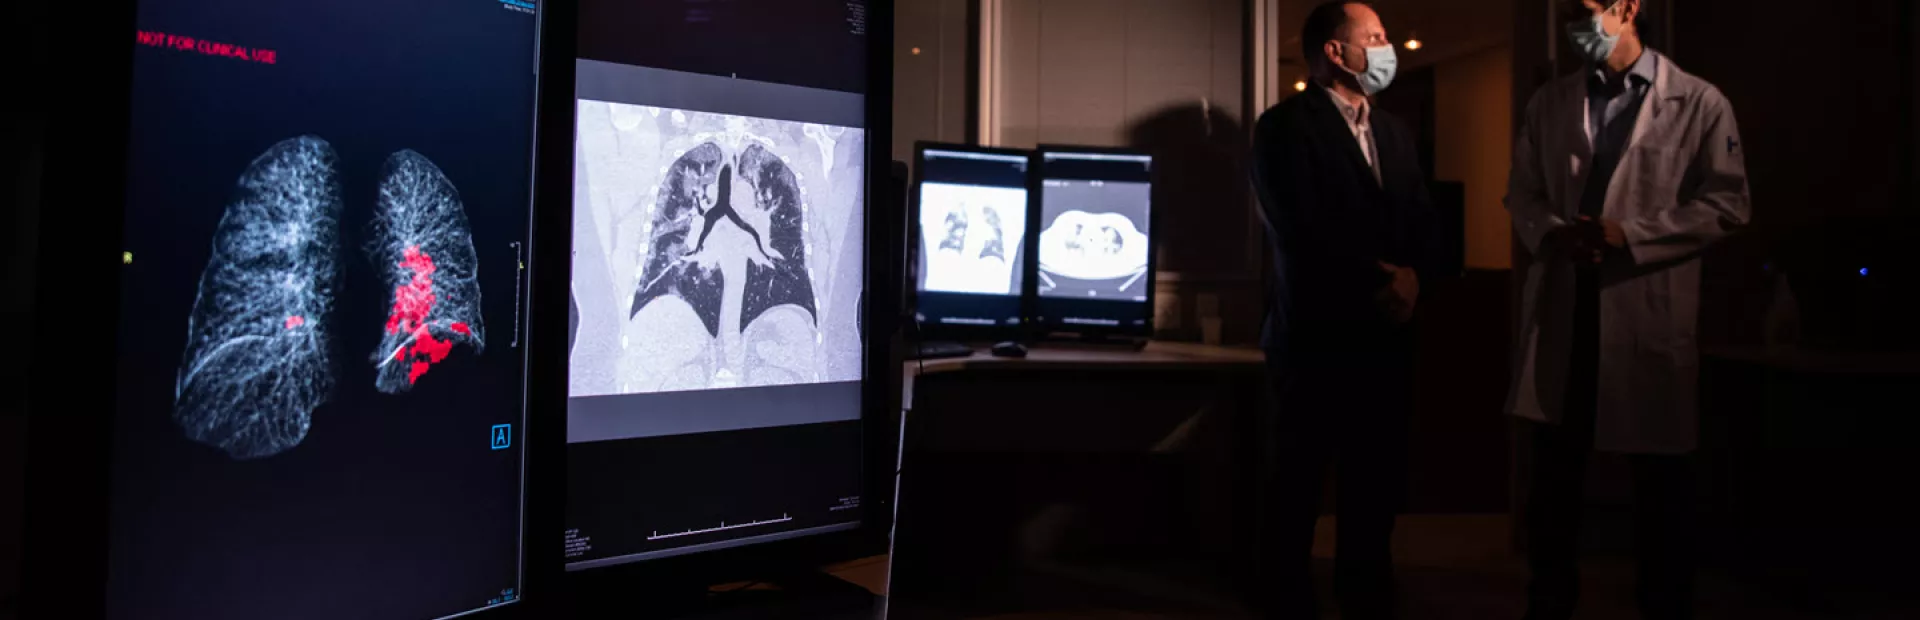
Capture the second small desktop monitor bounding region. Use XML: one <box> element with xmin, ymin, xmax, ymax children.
<box><xmin>911</xmin><ymin>143</ymin><xmax>1032</xmax><ymax>337</ymax></box>
<box><xmin>1031</xmin><ymin>146</ymin><xmax>1156</xmax><ymax>339</ymax></box>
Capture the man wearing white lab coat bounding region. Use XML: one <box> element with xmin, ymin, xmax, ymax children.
<box><xmin>1505</xmin><ymin>1</ymin><xmax>1749</xmax><ymax>618</ymax></box>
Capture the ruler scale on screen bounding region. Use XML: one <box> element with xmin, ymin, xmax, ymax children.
<box><xmin>648</xmin><ymin>514</ymin><xmax>794</xmax><ymax>541</ymax></box>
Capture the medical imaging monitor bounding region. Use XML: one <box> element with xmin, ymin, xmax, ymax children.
<box><xmin>910</xmin><ymin>142</ymin><xmax>1034</xmax><ymax>338</ymax></box>
<box><xmin>563</xmin><ymin>0</ymin><xmax>874</xmax><ymax>572</ymax></box>
<box><xmin>100</xmin><ymin>0</ymin><xmax>537</xmax><ymax>617</ymax></box>
<box><xmin>1031</xmin><ymin>146</ymin><xmax>1157</xmax><ymax>339</ymax></box>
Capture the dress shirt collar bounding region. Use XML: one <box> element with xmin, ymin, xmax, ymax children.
<box><xmin>1590</xmin><ymin>48</ymin><xmax>1657</xmax><ymax>94</ymax></box>
<box><xmin>1322</xmin><ymin>84</ymin><xmax>1370</xmax><ymax>129</ymax></box>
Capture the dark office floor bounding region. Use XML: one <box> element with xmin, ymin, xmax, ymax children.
<box><xmin>839</xmin><ymin>514</ymin><xmax>1920</xmax><ymax>619</ymax></box>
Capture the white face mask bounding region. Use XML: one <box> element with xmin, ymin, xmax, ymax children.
<box><xmin>1566</xmin><ymin>1</ymin><xmax>1623</xmax><ymax>64</ymax></box>
<box><xmin>1336</xmin><ymin>41</ymin><xmax>1399</xmax><ymax>96</ymax></box>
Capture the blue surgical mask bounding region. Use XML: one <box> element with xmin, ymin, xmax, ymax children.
<box><xmin>1340</xmin><ymin>42</ymin><xmax>1399</xmax><ymax>96</ymax></box>
<box><xmin>1566</xmin><ymin>5</ymin><xmax>1621</xmax><ymax>64</ymax></box>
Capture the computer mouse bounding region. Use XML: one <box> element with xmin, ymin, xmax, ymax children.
<box><xmin>990</xmin><ymin>341</ymin><xmax>1028</xmax><ymax>358</ymax></box>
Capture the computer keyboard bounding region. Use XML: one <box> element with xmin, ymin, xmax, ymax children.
<box><xmin>909</xmin><ymin>341</ymin><xmax>974</xmax><ymax>360</ymax></box>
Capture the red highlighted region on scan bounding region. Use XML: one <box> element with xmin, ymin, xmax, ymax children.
<box><xmin>367</xmin><ymin>151</ymin><xmax>486</xmax><ymax>392</ymax></box>
<box><xmin>381</xmin><ymin>246</ymin><xmax>458</xmax><ymax>385</ymax></box>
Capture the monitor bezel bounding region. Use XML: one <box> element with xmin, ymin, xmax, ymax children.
<box><xmin>1028</xmin><ymin>143</ymin><xmax>1159</xmax><ymax>341</ymax></box>
<box><xmin>908</xmin><ymin>140</ymin><xmax>1037</xmax><ymax>344</ymax></box>
<box><xmin>541</xmin><ymin>0</ymin><xmax>898</xmax><ymax>595</ymax></box>
<box><xmin>19</xmin><ymin>0</ymin><xmax>556</xmax><ymax>617</ymax></box>
<box><xmin>17</xmin><ymin>0</ymin><xmax>136</xmax><ymax>615</ymax></box>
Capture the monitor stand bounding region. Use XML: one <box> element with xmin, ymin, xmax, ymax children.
<box><xmin>568</xmin><ymin>568</ymin><xmax>879</xmax><ymax>619</ymax></box>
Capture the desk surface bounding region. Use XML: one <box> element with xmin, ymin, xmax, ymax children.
<box><xmin>906</xmin><ymin>341</ymin><xmax>1265</xmax><ymax>376</ymax></box>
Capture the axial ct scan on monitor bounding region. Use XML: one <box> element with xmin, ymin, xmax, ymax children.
<box><xmin>564</xmin><ymin>0</ymin><xmax>870</xmax><ymax>571</ymax></box>
<box><xmin>1033</xmin><ymin>149</ymin><xmax>1156</xmax><ymax>333</ymax></box>
<box><xmin>109</xmin><ymin>0</ymin><xmax>534</xmax><ymax>617</ymax></box>
<box><xmin>1037</xmin><ymin>180</ymin><xmax>1152</xmax><ymax>302</ymax></box>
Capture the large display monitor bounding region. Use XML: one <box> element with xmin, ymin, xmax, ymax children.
<box><xmin>562</xmin><ymin>0</ymin><xmax>878</xmax><ymax>572</ymax></box>
<box><xmin>910</xmin><ymin>143</ymin><xmax>1034</xmax><ymax>338</ymax></box>
<box><xmin>1031</xmin><ymin>146</ymin><xmax>1157</xmax><ymax>339</ymax></box>
<box><xmin>99</xmin><ymin>0</ymin><xmax>539</xmax><ymax>617</ymax></box>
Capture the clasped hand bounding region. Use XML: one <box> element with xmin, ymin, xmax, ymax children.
<box><xmin>1546</xmin><ymin>216</ymin><xmax>1626</xmax><ymax>265</ymax></box>
<box><xmin>1374</xmin><ymin>261</ymin><xmax>1418</xmax><ymax>324</ymax></box>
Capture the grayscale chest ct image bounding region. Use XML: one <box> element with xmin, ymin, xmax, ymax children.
<box><xmin>917</xmin><ymin>181</ymin><xmax>1027</xmax><ymax>296</ymax></box>
<box><xmin>1037</xmin><ymin>179</ymin><xmax>1152</xmax><ymax>301</ymax></box>
<box><xmin>569</xmin><ymin>102</ymin><xmax>865</xmax><ymax>397</ymax></box>
<box><xmin>562</xmin><ymin>0</ymin><xmax>873</xmax><ymax>572</ymax></box>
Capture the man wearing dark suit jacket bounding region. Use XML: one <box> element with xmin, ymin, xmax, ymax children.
<box><xmin>1248</xmin><ymin>2</ymin><xmax>1444</xmax><ymax>618</ymax></box>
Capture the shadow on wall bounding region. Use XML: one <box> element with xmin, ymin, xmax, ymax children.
<box><xmin>1124</xmin><ymin>103</ymin><xmax>1252</xmax><ymax>277</ymax></box>
<box><xmin>1124</xmin><ymin>103</ymin><xmax>1262</xmax><ymax>345</ymax></box>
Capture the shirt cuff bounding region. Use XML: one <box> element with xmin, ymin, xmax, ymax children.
<box><xmin>1518</xmin><ymin>213</ymin><xmax>1567</xmax><ymax>255</ymax></box>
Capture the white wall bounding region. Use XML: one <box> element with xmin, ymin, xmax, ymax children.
<box><xmin>983</xmin><ymin>0</ymin><xmax>1243</xmax><ymax>149</ymax></box>
<box><xmin>893</xmin><ymin>0</ymin><xmax>973</xmax><ymax>164</ymax></box>
<box><xmin>978</xmin><ymin>0</ymin><xmax>1263</xmax><ymax>343</ymax></box>
<box><xmin>1435</xmin><ymin>44</ymin><xmax>1515</xmax><ymax>270</ymax></box>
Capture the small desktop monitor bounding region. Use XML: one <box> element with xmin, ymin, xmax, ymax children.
<box><xmin>910</xmin><ymin>143</ymin><xmax>1034</xmax><ymax>338</ymax></box>
<box><xmin>562</xmin><ymin>0</ymin><xmax>882</xmax><ymax>576</ymax></box>
<box><xmin>1031</xmin><ymin>146</ymin><xmax>1157</xmax><ymax>339</ymax></box>
<box><xmin>95</xmin><ymin>0</ymin><xmax>538</xmax><ymax>617</ymax></box>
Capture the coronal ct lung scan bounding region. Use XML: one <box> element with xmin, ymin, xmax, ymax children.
<box><xmin>175</xmin><ymin>136</ymin><xmax>344</xmax><ymax>460</ymax></box>
<box><xmin>917</xmin><ymin>183</ymin><xmax>1027</xmax><ymax>296</ymax></box>
<box><xmin>1037</xmin><ymin>181</ymin><xmax>1152</xmax><ymax>300</ymax></box>
<box><xmin>571</xmin><ymin>100</ymin><xmax>865</xmax><ymax>397</ymax></box>
<box><xmin>174</xmin><ymin>141</ymin><xmax>489</xmax><ymax>457</ymax></box>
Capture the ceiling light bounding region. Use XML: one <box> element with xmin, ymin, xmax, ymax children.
<box><xmin>1405</xmin><ymin>35</ymin><xmax>1423</xmax><ymax>51</ymax></box>
<box><xmin>1293</xmin><ymin>79</ymin><xmax>1307</xmax><ymax>92</ymax></box>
